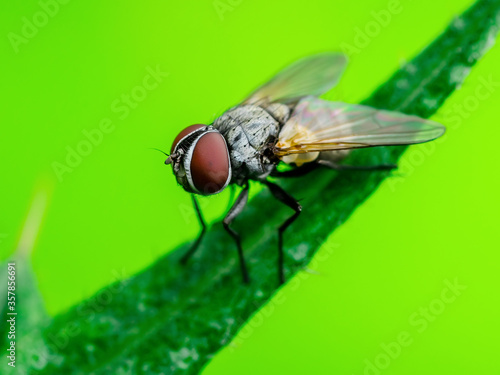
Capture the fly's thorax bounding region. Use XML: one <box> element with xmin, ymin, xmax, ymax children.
<box><xmin>214</xmin><ymin>104</ymin><xmax>286</xmax><ymax>182</ymax></box>
<box><xmin>168</xmin><ymin>125</ymin><xmax>232</xmax><ymax>195</ymax></box>
<box><xmin>261</xmin><ymin>102</ymin><xmax>291</xmax><ymax>125</ymax></box>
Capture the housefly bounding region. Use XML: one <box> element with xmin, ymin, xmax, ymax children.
<box><xmin>161</xmin><ymin>53</ymin><xmax>445</xmax><ymax>284</ymax></box>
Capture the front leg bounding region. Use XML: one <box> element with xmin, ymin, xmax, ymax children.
<box><xmin>180</xmin><ymin>195</ymin><xmax>206</xmax><ymax>264</ymax></box>
<box><xmin>263</xmin><ymin>180</ymin><xmax>302</xmax><ymax>284</ymax></box>
<box><xmin>223</xmin><ymin>183</ymin><xmax>250</xmax><ymax>284</ymax></box>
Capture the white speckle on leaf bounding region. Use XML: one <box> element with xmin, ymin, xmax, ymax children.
<box><xmin>97</xmin><ymin>315</ymin><xmax>121</xmax><ymax>333</ymax></box>
<box><xmin>468</xmin><ymin>28</ymin><xmax>497</xmax><ymax>63</ymax></box>
<box><xmin>209</xmin><ymin>320</ymin><xmax>222</xmax><ymax>330</ymax></box>
<box><xmin>290</xmin><ymin>243</ymin><xmax>309</xmax><ymax>261</ymax></box>
<box><xmin>452</xmin><ymin>17</ymin><xmax>465</xmax><ymax>30</ymax></box>
<box><xmin>115</xmin><ymin>359</ymin><xmax>135</xmax><ymax>375</ymax></box>
<box><xmin>423</xmin><ymin>97</ymin><xmax>439</xmax><ymax>108</ymax></box>
<box><xmin>449</xmin><ymin>65</ymin><xmax>471</xmax><ymax>88</ymax></box>
<box><xmin>405</xmin><ymin>64</ymin><xmax>417</xmax><ymax>74</ymax></box>
<box><xmin>483</xmin><ymin>28</ymin><xmax>497</xmax><ymax>53</ymax></box>
<box><xmin>396</xmin><ymin>79</ymin><xmax>410</xmax><ymax>90</ymax></box>
<box><xmin>169</xmin><ymin>347</ymin><xmax>199</xmax><ymax>370</ymax></box>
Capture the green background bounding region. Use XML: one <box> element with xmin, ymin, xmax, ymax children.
<box><xmin>1</xmin><ymin>0</ymin><xmax>499</xmax><ymax>373</ymax></box>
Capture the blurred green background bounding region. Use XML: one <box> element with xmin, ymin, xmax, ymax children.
<box><xmin>2</xmin><ymin>0</ymin><xmax>499</xmax><ymax>373</ymax></box>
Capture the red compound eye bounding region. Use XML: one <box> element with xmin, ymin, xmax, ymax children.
<box><xmin>190</xmin><ymin>132</ymin><xmax>230</xmax><ymax>195</ymax></box>
<box><xmin>170</xmin><ymin>124</ymin><xmax>205</xmax><ymax>154</ymax></box>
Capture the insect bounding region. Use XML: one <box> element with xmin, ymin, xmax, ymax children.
<box><xmin>161</xmin><ymin>52</ymin><xmax>445</xmax><ymax>284</ymax></box>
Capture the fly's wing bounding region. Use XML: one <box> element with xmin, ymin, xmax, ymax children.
<box><xmin>275</xmin><ymin>97</ymin><xmax>445</xmax><ymax>156</ymax></box>
<box><xmin>243</xmin><ymin>53</ymin><xmax>347</xmax><ymax>105</ymax></box>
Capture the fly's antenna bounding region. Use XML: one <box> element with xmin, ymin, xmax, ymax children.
<box><xmin>150</xmin><ymin>147</ymin><xmax>169</xmax><ymax>156</ymax></box>
<box><xmin>150</xmin><ymin>148</ymin><xmax>175</xmax><ymax>165</ymax></box>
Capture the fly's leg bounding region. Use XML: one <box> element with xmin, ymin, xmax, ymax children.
<box><xmin>317</xmin><ymin>160</ymin><xmax>397</xmax><ymax>171</ymax></box>
<box><xmin>264</xmin><ymin>180</ymin><xmax>302</xmax><ymax>285</ymax></box>
<box><xmin>223</xmin><ymin>183</ymin><xmax>250</xmax><ymax>284</ymax></box>
<box><xmin>180</xmin><ymin>195</ymin><xmax>206</xmax><ymax>264</ymax></box>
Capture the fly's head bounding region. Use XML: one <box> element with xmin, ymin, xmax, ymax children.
<box><xmin>166</xmin><ymin>124</ymin><xmax>232</xmax><ymax>195</ymax></box>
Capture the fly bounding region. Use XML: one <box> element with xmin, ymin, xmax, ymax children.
<box><xmin>160</xmin><ymin>53</ymin><xmax>445</xmax><ymax>284</ymax></box>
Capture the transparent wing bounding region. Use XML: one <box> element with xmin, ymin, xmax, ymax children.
<box><xmin>243</xmin><ymin>53</ymin><xmax>347</xmax><ymax>105</ymax></box>
<box><xmin>275</xmin><ymin>97</ymin><xmax>446</xmax><ymax>156</ymax></box>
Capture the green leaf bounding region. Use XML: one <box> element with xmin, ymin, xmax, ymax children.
<box><xmin>1</xmin><ymin>255</ymin><xmax>52</xmax><ymax>374</ymax></box>
<box><xmin>33</xmin><ymin>1</ymin><xmax>500</xmax><ymax>373</ymax></box>
<box><xmin>1</xmin><ymin>188</ymin><xmax>53</xmax><ymax>374</ymax></box>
